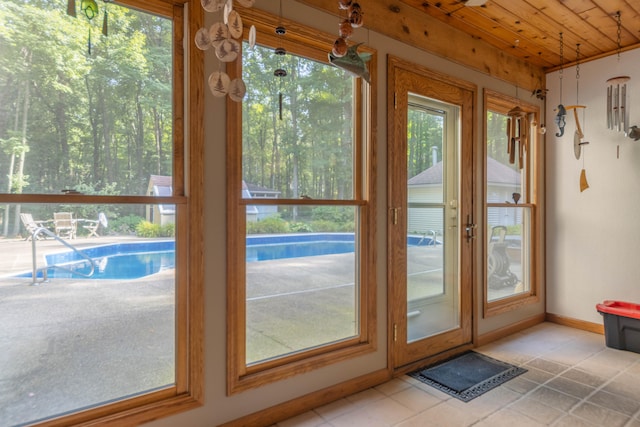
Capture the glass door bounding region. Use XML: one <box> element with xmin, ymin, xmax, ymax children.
<box><xmin>388</xmin><ymin>57</ymin><xmax>474</xmax><ymax>368</ymax></box>
<box><xmin>405</xmin><ymin>95</ymin><xmax>459</xmax><ymax>342</ymax></box>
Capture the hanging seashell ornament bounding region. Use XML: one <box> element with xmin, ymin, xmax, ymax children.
<box><xmin>348</xmin><ymin>2</ymin><xmax>363</xmax><ymax>28</ymax></box>
<box><xmin>248</xmin><ymin>25</ymin><xmax>257</xmax><ymax>49</ymax></box>
<box><xmin>208</xmin><ymin>71</ymin><xmax>230</xmax><ymax>97</ymax></box>
<box><xmin>216</xmin><ymin>38</ymin><xmax>239</xmax><ymax>62</ymax></box>
<box><xmin>332</xmin><ymin>37</ymin><xmax>348</xmax><ymax>57</ymax></box>
<box><xmin>229</xmin><ymin>78</ymin><xmax>247</xmax><ymax>102</ymax></box>
<box><xmin>194</xmin><ymin>27</ymin><xmax>212</xmax><ymax>50</ymax></box>
<box><xmin>227</xmin><ymin>10</ymin><xmax>243</xmax><ymax>39</ymax></box>
<box><xmin>209</xmin><ymin>22</ymin><xmax>229</xmax><ymax>49</ymax></box>
<box><xmin>339</xmin><ymin>19</ymin><xmax>353</xmax><ymax>38</ymax></box>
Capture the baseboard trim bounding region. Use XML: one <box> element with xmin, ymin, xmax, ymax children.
<box><xmin>218</xmin><ymin>368</ymin><xmax>391</xmax><ymax>427</ymax></box>
<box><xmin>545</xmin><ymin>313</ymin><xmax>604</xmax><ymax>334</ymax></box>
<box><xmin>476</xmin><ymin>313</ymin><xmax>546</xmax><ymax>347</ymax></box>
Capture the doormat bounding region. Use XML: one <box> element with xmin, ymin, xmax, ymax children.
<box><xmin>408</xmin><ymin>351</ymin><xmax>527</xmax><ymax>402</ymax></box>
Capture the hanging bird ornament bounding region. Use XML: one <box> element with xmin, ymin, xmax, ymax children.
<box><xmin>329</xmin><ymin>43</ymin><xmax>371</xmax><ymax>83</ymax></box>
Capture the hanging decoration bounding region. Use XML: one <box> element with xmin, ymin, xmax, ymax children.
<box><xmin>328</xmin><ymin>1</ymin><xmax>371</xmax><ymax>83</ymax></box>
<box><xmin>273</xmin><ymin>0</ymin><xmax>287</xmax><ymax>120</ymax></box>
<box><xmin>506</xmin><ymin>100</ymin><xmax>529</xmax><ymax>170</ymax></box>
<box><xmin>67</xmin><ymin>0</ymin><xmax>110</xmax><ymax>55</ymax></box>
<box><xmin>554</xmin><ymin>32</ymin><xmax>567</xmax><ymax>137</ymax></box>
<box><xmin>197</xmin><ymin>0</ymin><xmax>254</xmax><ymax>102</ymax></box>
<box><xmin>606</xmin><ymin>12</ymin><xmax>631</xmax><ymax>137</ymax></box>
<box><xmin>506</xmin><ymin>84</ymin><xmax>529</xmax><ymax>170</ymax></box>
<box><xmin>566</xmin><ymin>44</ymin><xmax>589</xmax><ymax>192</ymax></box>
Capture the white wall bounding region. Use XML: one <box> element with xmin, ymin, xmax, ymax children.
<box><xmin>546</xmin><ymin>49</ymin><xmax>640</xmax><ymax>324</ymax></box>
<box><xmin>146</xmin><ymin>2</ymin><xmax>545</xmax><ymax>425</ymax></box>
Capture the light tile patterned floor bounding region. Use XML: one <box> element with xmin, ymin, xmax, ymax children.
<box><xmin>275</xmin><ymin>322</ymin><xmax>640</xmax><ymax>427</ymax></box>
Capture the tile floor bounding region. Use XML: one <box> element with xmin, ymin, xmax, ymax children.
<box><xmin>275</xmin><ymin>322</ymin><xmax>640</xmax><ymax>427</ymax></box>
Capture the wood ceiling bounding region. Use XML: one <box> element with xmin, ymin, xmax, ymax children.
<box><xmin>404</xmin><ymin>0</ymin><xmax>640</xmax><ymax>70</ymax></box>
<box><xmin>295</xmin><ymin>0</ymin><xmax>640</xmax><ymax>90</ymax></box>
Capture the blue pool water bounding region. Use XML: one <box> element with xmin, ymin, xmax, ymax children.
<box><xmin>27</xmin><ymin>233</ymin><xmax>437</xmax><ymax>280</ymax></box>
<box><xmin>27</xmin><ymin>241</ymin><xmax>176</xmax><ymax>280</ymax></box>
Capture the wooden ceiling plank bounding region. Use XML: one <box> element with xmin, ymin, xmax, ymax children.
<box><xmin>402</xmin><ymin>0</ymin><xmax>558</xmax><ymax>67</ymax></box>
<box><xmin>521</xmin><ymin>0</ymin><xmax>618</xmax><ymax>53</ymax></box>
<box><xmin>294</xmin><ymin>0</ymin><xmax>545</xmax><ymax>91</ymax></box>
<box><xmin>478</xmin><ymin>0</ymin><xmax>602</xmax><ymax>60</ymax></box>
<box><xmin>626</xmin><ymin>0</ymin><xmax>640</xmax><ymax>16</ymax></box>
<box><xmin>589</xmin><ymin>0</ymin><xmax>640</xmax><ymax>45</ymax></box>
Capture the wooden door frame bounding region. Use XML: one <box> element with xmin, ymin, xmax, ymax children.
<box><xmin>387</xmin><ymin>55</ymin><xmax>477</xmax><ymax>371</ymax></box>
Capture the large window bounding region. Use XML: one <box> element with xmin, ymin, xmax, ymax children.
<box><xmin>484</xmin><ymin>89</ymin><xmax>540</xmax><ymax>315</ymax></box>
<box><xmin>227</xmin><ymin>9</ymin><xmax>376</xmax><ymax>393</ymax></box>
<box><xmin>0</xmin><ymin>0</ymin><xmax>202</xmax><ymax>425</ymax></box>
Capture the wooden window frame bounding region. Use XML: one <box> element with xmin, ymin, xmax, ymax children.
<box><xmin>483</xmin><ymin>89</ymin><xmax>540</xmax><ymax>317</ymax></box>
<box><xmin>0</xmin><ymin>0</ymin><xmax>204</xmax><ymax>425</ymax></box>
<box><xmin>226</xmin><ymin>8</ymin><xmax>377</xmax><ymax>394</ymax></box>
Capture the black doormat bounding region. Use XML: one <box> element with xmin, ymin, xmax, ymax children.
<box><xmin>408</xmin><ymin>351</ymin><xmax>527</xmax><ymax>402</ymax></box>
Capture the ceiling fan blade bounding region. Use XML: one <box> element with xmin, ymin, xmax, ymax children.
<box><xmin>463</xmin><ymin>0</ymin><xmax>488</xmax><ymax>6</ymax></box>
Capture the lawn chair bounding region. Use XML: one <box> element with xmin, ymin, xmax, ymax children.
<box><xmin>20</xmin><ymin>213</ymin><xmax>51</xmax><ymax>240</ymax></box>
<box><xmin>82</xmin><ymin>212</ymin><xmax>107</xmax><ymax>238</ymax></box>
<box><xmin>53</xmin><ymin>212</ymin><xmax>76</xmax><ymax>239</ymax></box>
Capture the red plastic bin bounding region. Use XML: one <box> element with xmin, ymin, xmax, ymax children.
<box><xmin>596</xmin><ymin>300</ymin><xmax>640</xmax><ymax>353</ymax></box>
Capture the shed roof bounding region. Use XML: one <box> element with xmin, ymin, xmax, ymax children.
<box><xmin>408</xmin><ymin>157</ymin><xmax>520</xmax><ymax>186</ymax></box>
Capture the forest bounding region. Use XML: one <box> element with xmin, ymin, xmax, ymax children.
<box><xmin>0</xmin><ymin>0</ymin><xmax>514</xmax><ymax>235</ymax></box>
<box><xmin>0</xmin><ymin>0</ymin><xmax>173</xmax><ymax>235</ymax></box>
<box><xmin>241</xmin><ymin>43</ymin><xmax>356</xmax><ymax>201</ymax></box>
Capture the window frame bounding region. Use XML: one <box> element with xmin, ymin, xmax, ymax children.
<box><xmin>0</xmin><ymin>0</ymin><xmax>204</xmax><ymax>425</ymax></box>
<box><xmin>226</xmin><ymin>8</ymin><xmax>377</xmax><ymax>394</ymax></box>
<box><xmin>483</xmin><ymin>89</ymin><xmax>540</xmax><ymax>317</ymax></box>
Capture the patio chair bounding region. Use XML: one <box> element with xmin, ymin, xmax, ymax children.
<box><xmin>82</xmin><ymin>212</ymin><xmax>107</xmax><ymax>238</ymax></box>
<box><xmin>53</xmin><ymin>212</ymin><xmax>76</xmax><ymax>239</ymax></box>
<box><xmin>20</xmin><ymin>213</ymin><xmax>51</xmax><ymax>240</ymax></box>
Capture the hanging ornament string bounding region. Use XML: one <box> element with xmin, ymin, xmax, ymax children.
<box><xmin>616</xmin><ymin>11</ymin><xmax>622</xmax><ymax>61</ymax></box>
<box><xmin>559</xmin><ymin>32</ymin><xmax>564</xmax><ymax>105</ymax></box>
<box><xmin>576</xmin><ymin>43</ymin><xmax>580</xmax><ymax>106</ymax></box>
<box><xmin>274</xmin><ymin>0</ymin><xmax>287</xmax><ymax>120</ymax></box>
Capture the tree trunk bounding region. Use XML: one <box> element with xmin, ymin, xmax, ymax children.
<box><xmin>13</xmin><ymin>74</ymin><xmax>31</xmax><ymax>235</ymax></box>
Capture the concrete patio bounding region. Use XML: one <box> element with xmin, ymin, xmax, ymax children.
<box><xmin>0</xmin><ymin>236</ymin><xmax>175</xmax><ymax>426</ymax></box>
<box><xmin>0</xmin><ymin>234</ymin><xmax>521</xmax><ymax>426</ymax></box>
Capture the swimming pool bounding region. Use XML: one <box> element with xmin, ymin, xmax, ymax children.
<box><xmin>27</xmin><ymin>241</ymin><xmax>176</xmax><ymax>280</ymax></box>
<box><xmin>246</xmin><ymin>233</ymin><xmax>355</xmax><ymax>262</ymax></box>
<box><xmin>30</xmin><ymin>233</ymin><xmax>436</xmax><ymax>280</ymax></box>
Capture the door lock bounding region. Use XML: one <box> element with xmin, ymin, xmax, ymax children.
<box><xmin>465</xmin><ymin>215</ymin><xmax>476</xmax><ymax>241</ymax></box>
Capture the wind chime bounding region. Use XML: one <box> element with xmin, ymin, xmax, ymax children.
<box><xmin>197</xmin><ymin>0</ymin><xmax>255</xmax><ymax>102</ymax></box>
<box><xmin>67</xmin><ymin>0</ymin><xmax>110</xmax><ymax>55</ymax></box>
<box><xmin>554</xmin><ymin>32</ymin><xmax>567</xmax><ymax>138</ymax></box>
<box><xmin>506</xmin><ymin>90</ymin><xmax>529</xmax><ymax>170</ymax></box>
<box><xmin>606</xmin><ymin>12</ymin><xmax>631</xmax><ymax>139</ymax></box>
<box><xmin>567</xmin><ymin>44</ymin><xmax>589</xmax><ymax>192</ymax></box>
<box><xmin>274</xmin><ymin>0</ymin><xmax>287</xmax><ymax>120</ymax></box>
